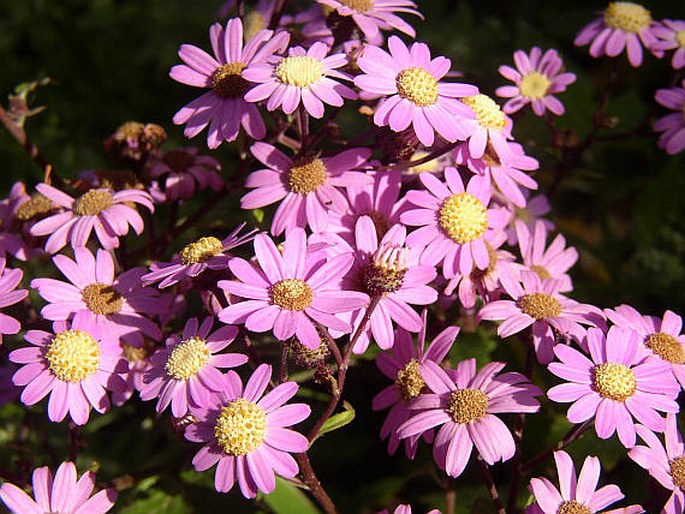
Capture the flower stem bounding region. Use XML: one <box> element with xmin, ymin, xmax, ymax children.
<box><xmin>477</xmin><ymin>456</ymin><xmax>506</xmax><ymax>514</ymax></box>
<box><xmin>295</xmin><ymin>452</ymin><xmax>338</xmax><ymax>514</ymax></box>
<box><xmin>520</xmin><ymin>420</ymin><xmax>591</xmax><ymax>474</ymax></box>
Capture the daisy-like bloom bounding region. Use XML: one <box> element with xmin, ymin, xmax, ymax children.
<box><xmin>496</xmin><ymin>47</ymin><xmax>576</xmax><ymax>116</ymax></box>
<box><xmin>218</xmin><ymin>229</ymin><xmax>369</xmax><ymax>349</ymax></box>
<box><xmin>142</xmin><ymin>223</ymin><xmax>257</xmax><ymax>288</ymax></box>
<box><xmin>478</xmin><ymin>271</ymin><xmax>604</xmax><ymax>364</ymax></box>
<box><xmin>240</xmin><ymin>142</ymin><xmax>372</xmax><ymax>235</ymax></box>
<box><xmin>372</xmin><ymin>319</ymin><xmax>458</xmax><ymax>458</ymax></box>
<box><xmin>355</xmin><ymin>36</ymin><xmax>478</xmax><ymax>147</ymax></box>
<box><xmin>574</xmin><ymin>2</ymin><xmax>660</xmax><ymax>67</ymax></box>
<box><xmin>170</xmin><ymin>18</ymin><xmax>290</xmax><ymax>148</ymax></box>
<box><xmin>0</xmin><ymin>461</ymin><xmax>117</xmax><ymax>514</ymax></box>
<box><xmin>547</xmin><ymin>326</ymin><xmax>680</xmax><ymax>448</ymax></box>
<box><xmin>146</xmin><ymin>147</ymin><xmax>223</xmax><ymax>201</ymax></box>
<box><xmin>526</xmin><ymin>450</ymin><xmax>644</xmax><ymax>514</ymax></box>
<box><xmin>31</xmin><ymin>247</ymin><xmax>166</xmax><ymax>346</ymax></box>
<box><xmin>0</xmin><ymin>257</ymin><xmax>28</xmax><ymax>343</ymax></box>
<box><xmin>398</xmin><ymin>358</ymin><xmax>542</xmax><ymax>478</ymax></box>
<box><xmin>652</xmin><ymin>19</ymin><xmax>685</xmax><ymax>69</ymax></box>
<box><xmin>316</xmin><ymin>0</ymin><xmax>422</xmax><ymax>44</ymax></box>
<box><xmin>9</xmin><ymin>311</ymin><xmax>127</xmax><ymax>425</ymax></box>
<box><xmin>629</xmin><ymin>414</ymin><xmax>685</xmax><ymax>514</ymax></box>
<box><xmin>401</xmin><ymin>167</ymin><xmax>509</xmax><ymax>279</ymax></box>
<box><xmin>29</xmin><ymin>183</ymin><xmax>153</xmax><ymax>253</ymax></box>
<box><xmin>604</xmin><ymin>305</ymin><xmax>685</xmax><ymax>390</ymax></box>
<box><xmin>459</xmin><ymin>93</ymin><xmax>513</xmax><ymax>160</ymax></box>
<box><xmin>379</xmin><ymin>505</ymin><xmax>441</xmax><ymax>514</ymax></box>
<box><xmin>653</xmin><ymin>81</ymin><xmax>685</xmax><ymax>156</ymax></box>
<box><xmin>185</xmin><ymin>364</ymin><xmax>310</xmax><ymax>497</ymax></box>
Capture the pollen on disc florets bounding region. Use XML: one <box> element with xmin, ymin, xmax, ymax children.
<box><xmin>517</xmin><ymin>292</ymin><xmax>562</xmax><ymax>320</ymax></box>
<box><xmin>180</xmin><ymin>236</ymin><xmax>223</xmax><ymax>265</ymax></box>
<box><xmin>519</xmin><ymin>71</ymin><xmax>552</xmax><ymax>100</ymax></box>
<box><xmin>46</xmin><ymin>329</ymin><xmax>101</xmax><ymax>382</ymax></box>
<box><xmin>593</xmin><ymin>363</ymin><xmax>637</xmax><ymax>401</ymax></box>
<box><xmin>74</xmin><ymin>189</ymin><xmax>114</xmax><ymax>216</ymax></box>
<box><xmin>338</xmin><ymin>0</ymin><xmax>373</xmax><ymax>12</ymax></box>
<box><xmin>603</xmin><ymin>2</ymin><xmax>651</xmax><ymax>33</ymax></box>
<box><xmin>288</xmin><ymin>157</ymin><xmax>328</xmax><ymax>194</ymax></box>
<box><xmin>163</xmin><ymin>149</ymin><xmax>196</xmax><ymax>172</ymax></box>
<box><xmin>276</xmin><ymin>56</ymin><xmax>324</xmax><ymax>88</ymax></box>
<box><xmin>362</xmin><ymin>243</ymin><xmax>408</xmax><ymax>296</ymax></box>
<box><xmin>438</xmin><ymin>193</ymin><xmax>489</xmax><ymax>244</ymax></box>
<box><xmin>669</xmin><ymin>456</ymin><xmax>685</xmax><ymax>490</ymax></box>
<box><xmin>270</xmin><ymin>278</ymin><xmax>314</xmax><ymax>311</ymax></box>
<box><xmin>461</xmin><ymin>94</ymin><xmax>507</xmax><ymax>130</ymax></box>
<box><xmin>81</xmin><ymin>282</ymin><xmax>123</xmax><ymax>315</ymax></box>
<box><xmin>396</xmin><ymin>359</ymin><xmax>425</xmax><ymax>402</ymax></box>
<box><xmin>212</xmin><ymin>62</ymin><xmax>249</xmax><ymax>98</ymax></box>
<box><xmin>396</xmin><ymin>67</ymin><xmax>439</xmax><ymax>107</ymax></box>
<box><xmin>165</xmin><ymin>337</ymin><xmax>211</xmax><ymax>380</ymax></box>
<box><xmin>557</xmin><ymin>500</ymin><xmax>592</xmax><ymax>514</ymax></box>
<box><xmin>14</xmin><ymin>194</ymin><xmax>53</xmax><ymax>221</ymax></box>
<box><xmin>214</xmin><ymin>398</ymin><xmax>267</xmax><ymax>456</ymax></box>
<box><xmin>447</xmin><ymin>388</ymin><xmax>489</xmax><ymax>424</ymax></box>
<box><xmin>676</xmin><ymin>31</ymin><xmax>685</xmax><ymax>48</ymax></box>
<box><xmin>645</xmin><ymin>333</ymin><xmax>685</xmax><ymax>364</ymax></box>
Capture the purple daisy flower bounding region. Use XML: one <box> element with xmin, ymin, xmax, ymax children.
<box><xmin>574</xmin><ymin>2</ymin><xmax>660</xmax><ymax>67</ymax></box>
<box><xmin>547</xmin><ymin>326</ymin><xmax>680</xmax><ymax>448</ymax></box>
<box><xmin>526</xmin><ymin>450</ymin><xmax>643</xmax><ymax>514</ymax></box>
<box><xmin>146</xmin><ymin>146</ymin><xmax>223</xmax><ymax>201</ymax></box>
<box><xmin>140</xmin><ymin>317</ymin><xmax>246</xmax><ymax>417</ymax></box>
<box><xmin>0</xmin><ymin>461</ymin><xmax>117</xmax><ymax>514</ymax></box>
<box><xmin>653</xmin><ymin>81</ymin><xmax>685</xmax><ymax>155</ymax></box>
<box><xmin>0</xmin><ymin>257</ymin><xmax>28</xmax><ymax>343</ymax></box>
<box><xmin>379</xmin><ymin>505</ymin><xmax>441</xmax><ymax>514</ymax></box>
<box><xmin>496</xmin><ymin>47</ymin><xmax>576</xmax><ymax>116</ymax></box>
<box><xmin>398</xmin><ymin>358</ymin><xmax>541</xmax><ymax>477</ymax></box>
<box><xmin>243</xmin><ymin>41</ymin><xmax>357</xmax><ymax>118</ymax></box>
<box><xmin>218</xmin><ymin>228</ymin><xmax>369</xmax><ymax>349</ymax></box>
<box><xmin>9</xmin><ymin>311</ymin><xmax>127</xmax><ymax>425</ymax></box>
<box><xmin>185</xmin><ymin>364</ymin><xmax>310</xmax><ymax>498</ymax></box>
<box><xmin>354</xmin><ymin>36</ymin><xmax>478</xmax><ymax>147</ymax></box>
<box><xmin>400</xmin><ymin>167</ymin><xmax>509</xmax><ymax>279</ymax></box>
<box><xmin>240</xmin><ymin>142</ymin><xmax>372</xmax><ymax>235</ymax></box>
<box><xmin>651</xmin><ymin>19</ymin><xmax>685</xmax><ymax>69</ymax></box>
<box><xmin>29</xmin><ymin>183</ymin><xmax>153</xmax><ymax>253</ymax></box>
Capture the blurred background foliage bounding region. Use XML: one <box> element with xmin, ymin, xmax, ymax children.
<box><xmin>1</xmin><ymin>0</ymin><xmax>684</xmax><ymax>513</ymax></box>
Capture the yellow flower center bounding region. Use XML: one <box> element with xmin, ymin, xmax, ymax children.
<box><xmin>447</xmin><ymin>388</ymin><xmax>489</xmax><ymax>424</ymax></box>
<box><xmin>270</xmin><ymin>278</ymin><xmax>314</xmax><ymax>310</ymax></box>
<box><xmin>180</xmin><ymin>236</ymin><xmax>223</xmax><ymax>265</ymax></box>
<box><xmin>163</xmin><ymin>149</ymin><xmax>196</xmax><ymax>172</ymax></box>
<box><xmin>288</xmin><ymin>157</ymin><xmax>328</xmax><ymax>194</ymax></box>
<box><xmin>593</xmin><ymin>363</ymin><xmax>637</xmax><ymax>401</ymax></box>
<box><xmin>669</xmin><ymin>456</ymin><xmax>685</xmax><ymax>490</ymax></box>
<box><xmin>212</xmin><ymin>62</ymin><xmax>249</xmax><ymax>98</ymax></box>
<box><xmin>519</xmin><ymin>71</ymin><xmax>552</xmax><ymax>100</ymax></box>
<box><xmin>14</xmin><ymin>194</ymin><xmax>53</xmax><ymax>221</ymax></box>
<box><xmin>676</xmin><ymin>30</ymin><xmax>685</xmax><ymax>48</ymax></box>
<box><xmin>395</xmin><ymin>359</ymin><xmax>425</xmax><ymax>402</ymax></box>
<box><xmin>517</xmin><ymin>292</ymin><xmax>561</xmax><ymax>320</ymax></box>
<box><xmin>396</xmin><ymin>67</ymin><xmax>439</xmax><ymax>107</ymax></box>
<box><xmin>164</xmin><ymin>337</ymin><xmax>211</xmax><ymax>380</ymax></box>
<box><xmin>46</xmin><ymin>329</ymin><xmax>101</xmax><ymax>382</ymax></box>
<box><xmin>557</xmin><ymin>501</ymin><xmax>591</xmax><ymax>514</ymax></box>
<box><xmin>74</xmin><ymin>189</ymin><xmax>114</xmax><ymax>216</ymax></box>
<box><xmin>603</xmin><ymin>2</ymin><xmax>651</xmax><ymax>33</ymax></box>
<box><xmin>338</xmin><ymin>0</ymin><xmax>373</xmax><ymax>12</ymax></box>
<box><xmin>645</xmin><ymin>333</ymin><xmax>685</xmax><ymax>364</ymax></box>
<box><xmin>438</xmin><ymin>193</ymin><xmax>489</xmax><ymax>244</ymax></box>
<box><xmin>276</xmin><ymin>56</ymin><xmax>324</xmax><ymax>88</ymax></box>
<box><xmin>530</xmin><ymin>265</ymin><xmax>552</xmax><ymax>281</ymax></box>
<box><xmin>461</xmin><ymin>94</ymin><xmax>507</xmax><ymax>131</ymax></box>
<box><xmin>81</xmin><ymin>283</ymin><xmax>123</xmax><ymax>315</ymax></box>
<box><xmin>214</xmin><ymin>398</ymin><xmax>267</xmax><ymax>456</ymax></box>
<box><xmin>243</xmin><ymin>11</ymin><xmax>267</xmax><ymax>40</ymax></box>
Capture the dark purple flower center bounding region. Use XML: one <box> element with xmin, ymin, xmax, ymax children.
<box><xmin>211</xmin><ymin>62</ymin><xmax>249</xmax><ymax>98</ymax></box>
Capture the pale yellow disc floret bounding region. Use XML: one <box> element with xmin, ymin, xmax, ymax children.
<box><xmin>81</xmin><ymin>283</ymin><xmax>123</xmax><ymax>315</ymax></box>
<box><xmin>395</xmin><ymin>359</ymin><xmax>425</xmax><ymax>402</ymax></box>
<box><xmin>645</xmin><ymin>333</ymin><xmax>685</xmax><ymax>364</ymax></box>
<box><xmin>519</xmin><ymin>72</ymin><xmax>552</xmax><ymax>100</ymax></box>
<box><xmin>288</xmin><ymin>157</ymin><xmax>328</xmax><ymax>194</ymax></box>
<box><xmin>447</xmin><ymin>388</ymin><xmax>489</xmax><ymax>424</ymax></box>
<box><xmin>214</xmin><ymin>398</ymin><xmax>267</xmax><ymax>456</ymax></box>
<box><xmin>74</xmin><ymin>189</ymin><xmax>114</xmax><ymax>217</ymax></box>
<box><xmin>270</xmin><ymin>278</ymin><xmax>314</xmax><ymax>311</ymax></box>
<box><xmin>438</xmin><ymin>193</ymin><xmax>489</xmax><ymax>244</ymax></box>
<box><xmin>14</xmin><ymin>194</ymin><xmax>53</xmax><ymax>221</ymax></box>
<box><xmin>516</xmin><ymin>292</ymin><xmax>562</xmax><ymax>320</ymax></box>
<box><xmin>276</xmin><ymin>56</ymin><xmax>324</xmax><ymax>88</ymax></box>
<box><xmin>603</xmin><ymin>2</ymin><xmax>652</xmax><ymax>33</ymax></box>
<box><xmin>676</xmin><ymin>31</ymin><xmax>685</xmax><ymax>49</ymax></box>
<box><xmin>669</xmin><ymin>455</ymin><xmax>685</xmax><ymax>490</ymax></box>
<box><xmin>46</xmin><ymin>329</ymin><xmax>101</xmax><ymax>382</ymax></box>
<box><xmin>338</xmin><ymin>0</ymin><xmax>373</xmax><ymax>12</ymax></box>
<box><xmin>243</xmin><ymin>11</ymin><xmax>267</xmax><ymax>40</ymax></box>
<box><xmin>180</xmin><ymin>236</ymin><xmax>223</xmax><ymax>265</ymax></box>
<box><xmin>396</xmin><ymin>67</ymin><xmax>439</xmax><ymax>107</ymax></box>
<box><xmin>212</xmin><ymin>62</ymin><xmax>248</xmax><ymax>98</ymax></box>
<box><xmin>593</xmin><ymin>363</ymin><xmax>637</xmax><ymax>401</ymax></box>
<box><xmin>461</xmin><ymin>94</ymin><xmax>507</xmax><ymax>131</ymax></box>
<box><xmin>556</xmin><ymin>500</ymin><xmax>592</xmax><ymax>514</ymax></box>
<box><xmin>165</xmin><ymin>337</ymin><xmax>211</xmax><ymax>380</ymax></box>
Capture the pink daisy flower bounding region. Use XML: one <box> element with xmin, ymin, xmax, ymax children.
<box><xmin>31</xmin><ymin>247</ymin><xmax>166</xmax><ymax>346</ymax></box>
<box><xmin>29</xmin><ymin>183</ymin><xmax>153</xmax><ymax>253</ymax></box>
<box><xmin>9</xmin><ymin>311</ymin><xmax>127</xmax><ymax>425</ymax></box>
<box><xmin>400</xmin><ymin>167</ymin><xmax>509</xmax><ymax>279</ymax></box>
<box><xmin>547</xmin><ymin>326</ymin><xmax>680</xmax><ymax>448</ymax></box>
<box><xmin>526</xmin><ymin>450</ymin><xmax>643</xmax><ymax>514</ymax></box>
<box><xmin>146</xmin><ymin>146</ymin><xmax>223</xmax><ymax>201</ymax></box>
<box><xmin>354</xmin><ymin>36</ymin><xmax>478</xmax><ymax>147</ymax></box>
<box><xmin>140</xmin><ymin>317</ymin><xmax>246</xmax><ymax>417</ymax></box>
<box><xmin>459</xmin><ymin>93</ymin><xmax>514</xmax><ymax>161</ymax></box>
<box><xmin>574</xmin><ymin>2</ymin><xmax>661</xmax><ymax>67</ymax></box>
<box><xmin>651</xmin><ymin>19</ymin><xmax>685</xmax><ymax>69</ymax></box>
<box><xmin>240</xmin><ymin>142</ymin><xmax>372</xmax><ymax>235</ymax></box>
<box><xmin>398</xmin><ymin>358</ymin><xmax>541</xmax><ymax>478</ymax></box>
<box><xmin>185</xmin><ymin>364</ymin><xmax>310</xmax><ymax>498</ymax></box>
<box><xmin>653</xmin><ymin>81</ymin><xmax>685</xmax><ymax>155</ymax></box>
<box><xmin>372</xmin><ymin>318</ymin><xmax>459</xmax><ymax>458</ymax></box>
<box><xmin>170</xmin><ymin>18</ymin><xmax>290</xmax><ymax>148</ymax></box>
<box><xmin>0</xmin><ymin>461</ymin><xmax>117</xmax><ymax>514</ymax></box>
<box><xmin>243</xmin><ymin>41</ymin><xmax>357</xmax><ymax>118</ymax></box>
<box><xmin>0</xmin><ymin>257</ymin><xmax>28</xmax><ymax>343</ymax></box>
<box><xmin>496</xmin><ymin>47</ymin><xmax>576</xmax><ymax>116</ymax></box>
<box><xmin>629</xmin><ymin>414</ymin><xmax>685</xmax><ymax>514</ymax></box>
<box><xmin>218</xmin><ymin>229</ymin><xmax>369</xmax><ymax>349</ymax></box>
<box><xmin>379</xmin><ymin>505</ymin><xmax>441</xmax><ymax>514</ymax></box>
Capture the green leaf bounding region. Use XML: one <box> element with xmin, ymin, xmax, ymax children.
<box><xmin>252</xmin><ymin>208</ymin><xmax>265</xmax><ymax>224</ymax></box>
<box><xmin>311</xmin><ymin>401</ymin><xmax>355</xmax><ymax>443</ymax></box>
<box><xmin>262</xmin><ymin>477</ymin><xmax>321</xmax><ymax>514</ymax></box>
<box><xmin>119</xmin><ymin>487</ymin><xmax>189</xmax><ymax>514</ymax></box>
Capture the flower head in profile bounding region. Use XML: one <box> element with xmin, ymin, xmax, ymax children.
<box><xmin>146</xmin><ymin>146</ymin><xmax>223</xmax><ymax>201</ymax></box>
<box><xmin>355</xmin><ymin>36</ymin><xmax>478</xmax><ymax>147</ymax></box>
<box><xmin>651</xmin><ymin>19</ymin><xmax>685</xmax><ymax>69</ymax></box>
<box><xmin>0</xmin><ymin>461</ymin><xmax>117</xmax><ymax>514</ymax></box>
<box><xmin>497</xmin><ymin>47</ymin><xmax>576</xmax><ymax>116</ymax></box>
<box><xmin>653</xmin><ymin>81</ymin><xmax>685</xmax><ymax>155</ymax></box>
<box><xmin>185</xmin><ymin>364</ymin><xmax>310</xmax><ymax>498</ymax></box>
<box><xmin>0</xmin><ymin>257</ymin><xmax>28</xmax><ymax>343</ymax></box>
